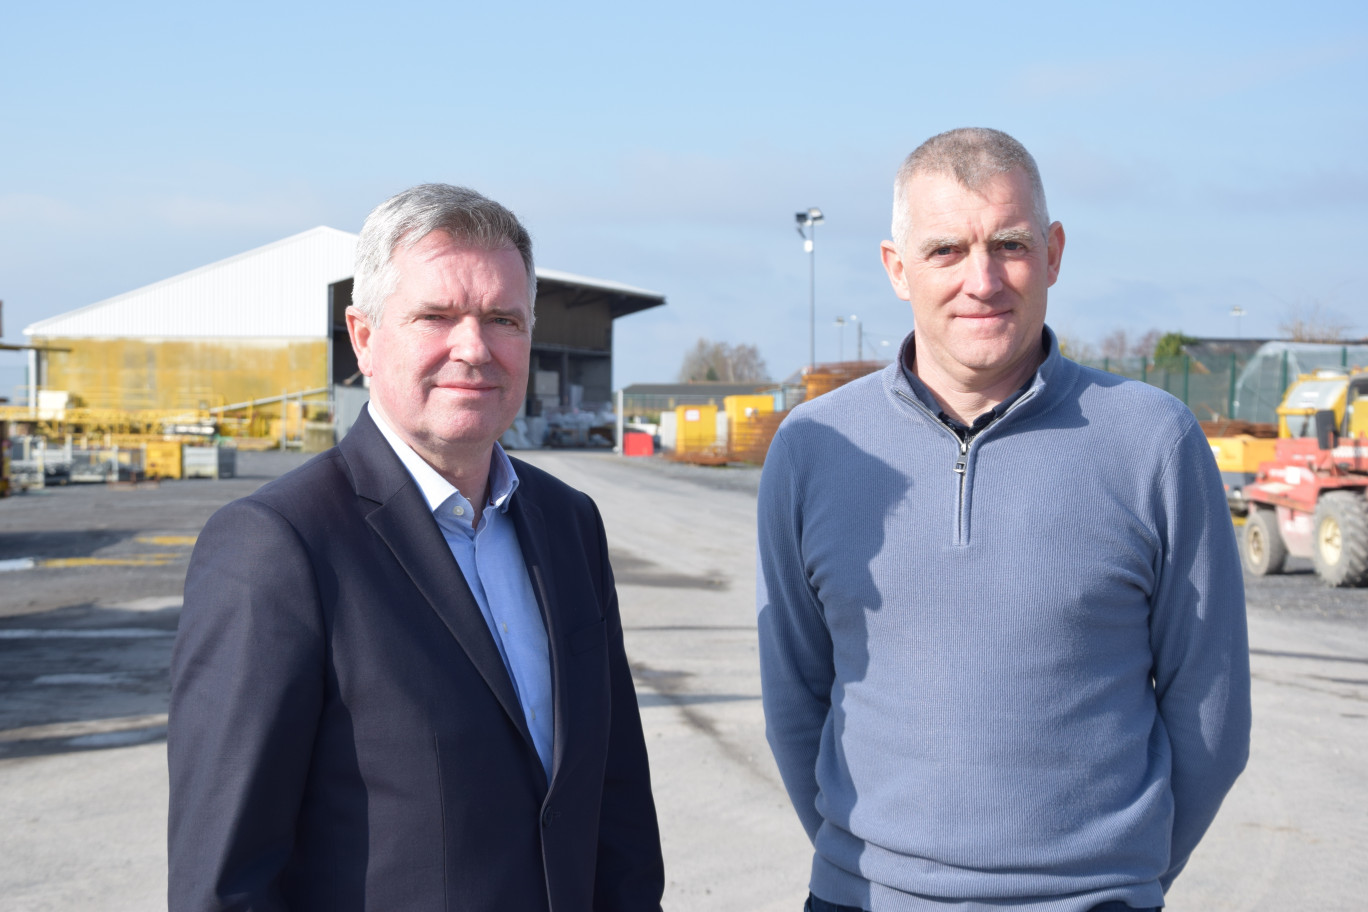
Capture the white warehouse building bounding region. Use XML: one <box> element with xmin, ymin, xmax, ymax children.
<box><xmin>23</xmin><ymin>226</ymin><xmax>665</xmax><ymax>432</ymax></box>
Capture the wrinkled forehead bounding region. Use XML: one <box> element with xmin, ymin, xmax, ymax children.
<box><xmin>905</xmin><ymin>170</ymin><xmax>1038</xmax><ymax>226</ymax></box>
<box><xmin>396</xmin><ymin>229</ymin><xmax>535</xmax><ymax>308</ymax></box>
<box><xmin>391</xmin><ymin>235</ymin><xmax>528</xmax><ymax>300</ymax></box>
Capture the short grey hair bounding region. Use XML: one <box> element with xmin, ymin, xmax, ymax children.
<box><xmin>352</xmin><ymin>183</ymin><xmax>537</xmax><ymax>325</ymax></box>
<box><xmin>891</xmin><ymin>127</ymin><xmax>1050</xmax><ymax>252</ymax></box>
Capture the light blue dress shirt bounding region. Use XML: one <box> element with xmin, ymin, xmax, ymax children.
<box><xmin>368</xmin><ymin>407</ymin><xmax>554</xmax><ymax>780</ymax></box>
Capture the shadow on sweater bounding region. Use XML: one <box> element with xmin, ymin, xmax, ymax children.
<box><xmin>759</xmin><ymin>416</ymin><xmax>911</xmax><ymax>910</ymax></box>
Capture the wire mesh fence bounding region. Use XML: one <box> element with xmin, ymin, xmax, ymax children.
<box><xmin>1077</xmin><ymin>342</ymin><xmax>1368</xmax><ymax>424</ymax></box>
<box><xmin>1076</xmin><ymin>353</ymin><xmax>1247</xmax><ymax>422</ymax></box>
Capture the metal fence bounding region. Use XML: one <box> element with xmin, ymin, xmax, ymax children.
<box><xmin>1077</xmin><ymin>344</ymin><xmax>1368</xmax><ymax>424</ymax></box>
<box><xmin>1077</xmin><ymin>354</ymin><xmax>1247</xmax><ymax>422</ymax></box>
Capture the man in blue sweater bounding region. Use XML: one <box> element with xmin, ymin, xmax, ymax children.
<box><xmin>757</xmin><ymin>128</ymin><xmax>1251</xmax><ymax>912</ymax></box>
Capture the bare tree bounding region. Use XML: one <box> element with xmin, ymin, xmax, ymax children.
<box><xmin>1054</xmin><ymin>333</ymin><xmax>1097</xmax><ymax>362</ymax></box>
<box><xmin>1097</xmin><ymin>328</ymin><xmax>1162</xmax><ymax>362</ymax></box>
<box><xmin>1132</xmin><ymin>329</ymin><xmax>1162</xmax><ymax>359</ymax></box>
<box><xmin>678</xmin><ymin>339</ymin><xmax>771</xmax><ymax>383</ymax></box>
<box><xmin>1277</xmin><ymin>301</ymin><xmax>1353</xmax><ymax>342</ymax></box>
<box><xmin>1100</xmin><ymin>329</ymin><xmax>1129</xmax><ymax>361</ymax></box>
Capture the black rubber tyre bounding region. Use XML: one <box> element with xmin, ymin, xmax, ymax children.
<box><xmin>1242</xmin><ymin>507</ymin><xmax>1287</xmax><ymax>576</ymax></box>
<box><xmin>1311</xmin><ymin>491</ymin><xmax>1368</xmax><ymax>588</ymax></box>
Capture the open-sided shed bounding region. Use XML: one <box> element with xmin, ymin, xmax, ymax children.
<box><xmin>24</xmin><ymin>227</ymin><xmax>664</xmax><ymax>424</ymax></box>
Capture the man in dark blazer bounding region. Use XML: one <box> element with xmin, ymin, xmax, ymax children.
<box><xmin>168</xmin><ymin>184</ymin><xmax>664</xmax><ymax>911</ymax></box>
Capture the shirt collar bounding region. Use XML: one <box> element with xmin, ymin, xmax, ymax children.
<box><xmin>898</xmin><ymin>329</ymin><xmax>1050</xmax><ymax>436</ymax></box>
<box><xmin>367</xmin><ymin>403</ymin><xmax>520</xmax><ymax>515</ymax></box>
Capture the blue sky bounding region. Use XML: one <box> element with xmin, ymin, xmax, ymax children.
<box><xmin>2</xmin><ymin>1</ymin><xmax>1365</xmax><ymax>401</ymax></box>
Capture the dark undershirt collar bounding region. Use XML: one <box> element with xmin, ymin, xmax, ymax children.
<box><xmin>901</xmin><ymin>349</ymin><xmax>1033</xmax><ymax>443</ymax></box>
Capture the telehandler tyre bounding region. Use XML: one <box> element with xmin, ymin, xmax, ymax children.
<box><xmin>1311</xmin><ymin>491</ymin><xmax>1368</xmax><ymax>588</ymax></box>
<box><xmin>1242</xmin><ymin>507</ymin><xmax>1287</xmax><ymax>577</ymax></box>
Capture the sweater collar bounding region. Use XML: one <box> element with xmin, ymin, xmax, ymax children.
<box><xmin>883</xmin><ymin>324</ymin><xmax>1077</xmax><ymax>427</ymax></box>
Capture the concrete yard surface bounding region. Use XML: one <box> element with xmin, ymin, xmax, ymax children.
<box><xmin>0</xmin><ymin>448</ymin><xmax>1365</xmax><ymax>910</ymax></box>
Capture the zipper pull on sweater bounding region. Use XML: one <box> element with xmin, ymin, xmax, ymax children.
<box><xmin>954</xmin><ymin>440</ymin><xmax>969</xmax><ymax>475</ymax></box>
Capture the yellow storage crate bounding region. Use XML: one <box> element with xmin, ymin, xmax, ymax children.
<box><xmin>144</xmin><ymin>440</ymin><xmax>184</xmax><ymax>479</ymax></box>
<box><xmin>675</xmin><ymin>404</ymin><xmax>718</xmax><ymax>454</ymax></box>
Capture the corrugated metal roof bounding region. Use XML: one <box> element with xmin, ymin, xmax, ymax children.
<box><xmin>23</xmin><ymin>227</ymin><xmax>666</xmax><ymax>341</ymax></box>
<box><xmin>25</xmin><ymin>227</ymin><xmax>358</xmax><ymax>340</ymax></box>
<box><xmin>534</xmin><ymin>268</ymin><xmax>663</xmax><ymax>301</ymax></box>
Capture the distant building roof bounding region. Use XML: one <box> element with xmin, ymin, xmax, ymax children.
<box><xmin>26</xmin><ymin>227</ymin><xmax>359</xmax><ymax>340</ymax></box>
<box><xmin>622</xmin><ymin>381</ymin><xmax>772</xmax><ymax>397</ymax></box>
<box><xmin>26</xmin><ymin>228</ymin><xmax>666</xmax><ymax>340</ymax></box>
<box><xmin>1182</xmin><ymin>337</ymin><xmax>1271</xmax><ymax>358</ymax></box>
<box><xmin>535</xmin><ymin>269</ymin><xmax>664</xmax><ymax>319</ymax></box>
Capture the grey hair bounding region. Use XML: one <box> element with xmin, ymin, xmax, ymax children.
<box><xmin>352</xmin><ymin>183</ymin><xmax>537</xmax><ymax>325</ymax></box>
<box><xmin>890</xmin><ymin>127</ymin><xmax>1050</xmax><ymax>252</ymax></box>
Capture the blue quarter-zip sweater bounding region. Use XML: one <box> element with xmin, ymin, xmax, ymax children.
<box><xmin>757</xmin><ymin>328</ymin><xmax>1251</xmax><ymax>912</ymax></box>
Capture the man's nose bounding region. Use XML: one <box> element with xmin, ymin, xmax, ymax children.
<box><xmin>962</xmin><ymin>249</ymin><xmax>1003</xmax><ymax>299</ymax></box>
<box><xmin>447</xmin><ymin>318</ymin><xmax>492</xmax><ymax>364</ymax></box>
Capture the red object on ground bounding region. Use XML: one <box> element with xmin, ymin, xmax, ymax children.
<box><xmin>622</xmin><ymin>431</ymin><xmax>653</xmax><ymax>457</ymax></box>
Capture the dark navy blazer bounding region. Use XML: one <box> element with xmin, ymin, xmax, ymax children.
<box><xmin>168</xmin><ymin>407</ymin><xmax>663</xmax><ymax>911</ymax></box>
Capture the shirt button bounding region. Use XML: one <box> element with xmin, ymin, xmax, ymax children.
<box><xmin>453</xmin><ymin>505</ymin><xmax>465</xmax><ymax>516</ymax></box>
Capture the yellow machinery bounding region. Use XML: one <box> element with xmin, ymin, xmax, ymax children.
<box><xmin>1277</xmin><ymin>368</ymin><xmax>1368</xmax><ymax>439</ymax></box>
<box><xmin>1209</xmin><ymin>368</ymin><xmax>1368</xmax><ymax>513</ymax></box>
<box><xmin>1209</xmin><ymin>435</ymin><xmax>1278</xmax><ymax>514</ymax></box>
<box><xmin>0</xmin><ymin>383</ymin><xmax>327</xmax><ymax>490</ymax></box>
<box><xmin>1240</xmin><ymin>369</ymin><xmax>1368</xmax><ymax>586</ymax></box>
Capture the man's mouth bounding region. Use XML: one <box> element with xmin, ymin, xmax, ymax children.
<box><xmin>432</xmin><ymin>381</ymin><xmax>500</xmax><ymax>397</ymax></box>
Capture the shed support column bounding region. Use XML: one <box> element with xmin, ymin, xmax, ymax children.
<box><xmin>560</xmin><ymin>350</ymin><xmax>570</xmax><ymax>408</ymax></box>
<box><xmin>27</xmin><ymin>349</ymin><xmax>38</xmax><ymax>417</ymax></box>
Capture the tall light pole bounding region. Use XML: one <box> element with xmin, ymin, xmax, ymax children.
<box><xmin>796</xmin><ymin>207</ymin><xmax>824</xmax><ymax>371</ymax></box>
<box><xmin>835</xmin><ymin>314</ymin><xmax>862</xmax><ymax>362</ymax></box>
<box><xmin>1230</xmin><ymin>305</ymin><xmax>1246</xmax><ymax>339</ymax></box>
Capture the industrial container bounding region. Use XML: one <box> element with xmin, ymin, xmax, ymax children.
<box><xmin>674</xmin><ymin>405</ymin><xmax>718</xmax><ymax>454</ymax></box>
<box><xmin>145</xmin><ymin>440</ymin><xmax>184</xmax><ymax>479</ymax></box>
<box><xmin>725</xmin><ymin>394</ymin><xmax>782</xmax><ymax>465</ymax></box>
<box><xmin>182</xmin><ymin>445</ymin><xmax>236</xmax><ymax>479</ymax></box>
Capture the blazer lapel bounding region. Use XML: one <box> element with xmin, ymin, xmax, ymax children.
<box><xmin>340</xmin><ymin>409</ymin><xmax>535</xmax><ymax>753</ymax></box>
<box><xmin>507</xmin><ymin>491</ymin><xmax>568</xmax><ymax>786</ymax></box>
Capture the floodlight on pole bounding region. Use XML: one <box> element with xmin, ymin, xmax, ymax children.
<box><xmin>1230</xmin><ymin>305</ymin><xmax>1246</xmax><ymax>338</ymax></box>
<box><xmin>796</xmin><ymin>207</ymin><xmax>825</xmax><ymax>371</ymax></box>
<box><xmin>835</xmin><ymin>314</ymin><xmax>863</xmax><ymax>362</ymax></box>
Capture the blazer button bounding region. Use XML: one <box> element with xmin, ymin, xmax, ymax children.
<box><xmin>541</xmin><ymin>806</ymin><xmax>555</xmax><ymax>828</ymax></box>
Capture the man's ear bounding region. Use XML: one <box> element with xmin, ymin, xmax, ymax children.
<box><xmin>880</xmin><ymin>241</ymin><xmax>912</xmax><ymax>302</ymax></box>
<box><xmin>345</xmin><ymin>306</ymin><xmax>376</xmax><ymax>377</ymax></box>
<box><xmin>1045</xmin><ymin>221</ymin><xmax>1065</xmax><ymax>288</ymax></box>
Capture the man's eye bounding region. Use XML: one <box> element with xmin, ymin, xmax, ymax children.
<box><xmin>1001</xmin><ymin>241</ymin><xmax>1025</xmax><ymax>251</ymax></box>
<box><xmin>933</xmin><ymin>246</ymin><xmax>954</xmax><ymax>257</ymax></box>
